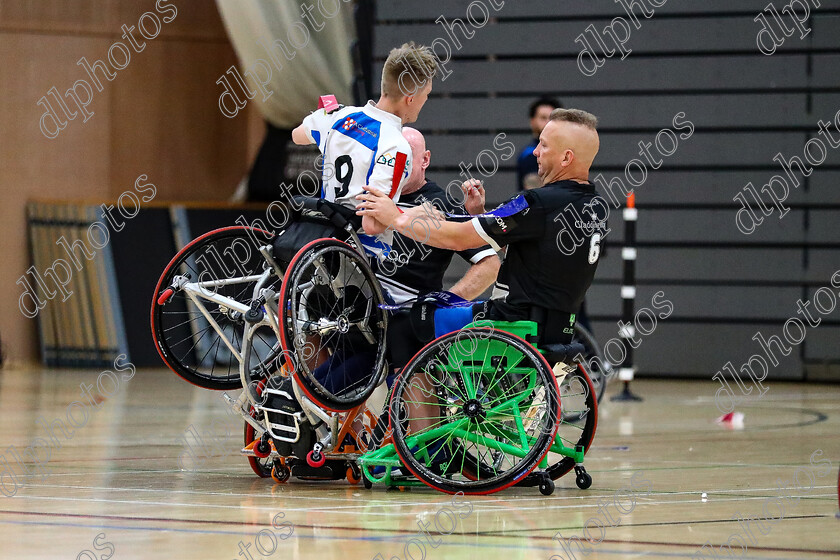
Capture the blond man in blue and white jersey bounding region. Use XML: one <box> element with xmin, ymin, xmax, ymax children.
<box><xmin>291</xmin><ymin>42</ymin><xmax>438</xmax><ymax>259</ymax></box>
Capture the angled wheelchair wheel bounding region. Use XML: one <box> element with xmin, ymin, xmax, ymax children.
<box><xmin>574</xmin><ymin>324</ymin><xmax>609</xmax><ymax>404</ymax></box>
<box><xmin>279</xmin><ymin>238</ymin><xmax>387</xmax><ymax>412</ymax></box>
<box><xmin>244</xmin><ymin>412</ymin><xmax>272</xmax><ymax>478</ymax></box>
<box><xmin>151</xmin><ymin>226</ymin><xmax>282</xmax><ymax>390</ymax></box>
<box><xmin>390</xmin><ymin>328</ymin><xmax>560</xmax><ymax>495</ymax></box>
<box><xmin>545</xmin><ymin>363</ymin><xmax>598</xmax><ymax>481</ymax></box>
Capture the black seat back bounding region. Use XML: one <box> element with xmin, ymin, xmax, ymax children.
<box><xmin>541</xmin><ymin>341</ymin><xmax>586</xmax><ymax>365</ymax></box>
<box><xmin>293</xmin><ymin>197</ymin><xmax>363</xmax><ymax>231</ymax></box>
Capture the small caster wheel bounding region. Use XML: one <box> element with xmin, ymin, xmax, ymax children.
<box><xmin>362</xmin><ymin>472</ymin><xmax>373</xmax><ymax>489</ymax></box>
<box><xmin>271</xmin><ymin>463</ymin><xmax>290</xmax><ymax>483</ymax></box>
<box><xmin>254</xmin><ymin>437</ymin><xmax>271</xmax><ymax>459</ymax></box>
<box><xmin>346</xmin><ymin>465</ymin><xmax>361</xmax><ymax>485</ymax></box>
<box><xmin>539</xmin><ymin>478</ymin><xmax>555</xmax><ymax>496</ymax></box>
<box><xmin>306</xmin><ymin>449</ymin><xmax>326</xmax><ymax>468</ymax></box>
<box><xmin>574</xmin><ymin>466</ymin><xmax>592</xmax><ymax>490</ymax></box>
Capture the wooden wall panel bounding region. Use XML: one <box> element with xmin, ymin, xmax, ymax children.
<box><xmin>0</xmin><ymin>0</ymin><xmax>117</xmax><ymax>34</ymax></box>
<box><xmin>0</xmin><ymin>1</ymin><xmax>250</xmax><ymax>364</ymax></box>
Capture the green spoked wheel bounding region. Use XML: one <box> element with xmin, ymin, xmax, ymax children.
<box><xmin>389</xmin><ymin>328</ymin><xmax>560</xmax><ymax>495</ymax></box>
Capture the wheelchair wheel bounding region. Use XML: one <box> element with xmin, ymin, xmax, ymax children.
<box><xmin>574</xmin><ymin>324</ymin><xmax>609</xmax><ymax>404</ymax></box>
<box><xmin>545</xmin><ymin>363</ymin><xmax>598</xmax><ymax>481</ymax></box>
<box><xmin>244</xmin><ymin>414</ymin><xmax>272</xmax><ymax>478</ymax></box>
<box><xmin>151</xmin><ymin>226</ymin><xmax>282</xmax><ymax>390</ymax></box>
<box><xmin>279</xmin><ymin>238</ymin><xmax>387</xmax><ymax>412</ymax></box>
<box><xmin>390</xmin><ymin>328</ymin><xmax>560</xmax><ymax>495</ymax></box>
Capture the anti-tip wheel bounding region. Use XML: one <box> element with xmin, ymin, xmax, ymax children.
<box><xmin>254</xmin><ymin>439</ymin><xmax>272</xmax><ymax>459</ymax></box>
<box><xmin>539</xmin><ymin>478</ymin><xmax>555</xmax><ymax>496</ymax></box>
<box><xmin>306</xmin><ymin>450</ymin><xmax>326</xmax><ymax>468</ymax></box>
<box><xmin>346</xmin><ymin>465</ymin><xmax>361</xmax><ymax>485</ymax></box>
<box><xmin>271</xmin><ymin>463</ymin><xmax>291</xmax><ymax>483</ymax></box>
<box><xmin>575</xmin><ymin>472</ymin><xmax>593</xmax><ymax>490</ymax></box>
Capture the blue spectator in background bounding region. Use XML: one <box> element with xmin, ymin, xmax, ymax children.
<box><xmin>516</xmin><ymin>97</ymin><xmax>561</xmax><ymax>191</ymax></box>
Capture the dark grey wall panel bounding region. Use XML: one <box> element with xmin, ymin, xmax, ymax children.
<box><xmin>417</xmin><ymin>94</ymin><xmax>813</xmax><ymax>131</ymax></box>
<box><xmin>631</xmin><ymin>248</ymin><xmax>802</xmax><ymax>281</ymax></box>
<box><xmin>807</xmin><ymin>210</ymin><xmax>840</xmax><ymax>243</ymax></box>
<box><xmin>809</xmin><ymin>172</ymin><xmax>840</xmax><ymax>202</ymax></box>
<box><xmin>421</xmin><ymin>131</ymin><xmax>810</xmax><ymax>168</ymax></box>
<box><xmin>804</xmin><ymin>328</ymin><xmax>840</xmax><ymax>361</ymax></box>
<box><xmin>377</xmin><ymin>0</ymin><xmax>796</xmax><ymax>21</ymax></box>
<box><xmin>375</xmin><ymin>18</ymin><xmax>796</xmax><ymax>58</ymax></box>
<box><xmin>812</xmin><ymin>15</ymin><xmax>840</xmax><ymax>48</ymax></box>
<box><xmin>803</xmin><ymin>250</ymin><xmax>840</xmax><ymax>281</ymax></box>
<box><xmin>624</xmin><ymin>171</ymin><xmax>809</xmax><ymax>205</ymax></box>
<box><xmin>477</xmin><ymin>54</ymin><xmax>799</xmax><ymax>92</ymax></box>
<box><xmin>615</xmin><ymin>171</ymin><xmax>807</xmax><ymax>204</ymax></box>
<box><xmin>812</xmin><ymin>94</ymin><xmax>840</xmax><ymax>118</ymax></box>
<box><xmin>812</xmin><ymin>54</ymin><xmax>840</xmax><ymax>86</ymax></box>
<box><xmin>590</xmin><ymin>320</ymin><xmax>803</xmax><ymax>378</ymax></box>
<box><xmin>587</xmin><ymin>284</ymin><xmax>803</xmax><ymax>320</ymax></box>
<box><xmin>597</xmin><ymin>132</ymin><xmax>807</xmax><ymax>167</ymax></box>
<box><xmin>374</xmin><ymin>55</ymin><xmax>808</xmax><ymax>94</ymax></box>
<box><xmin>420</xmin><ymin>132</ymin><xmax>527</xmax><ymax>168</ymax></box>
<box><xmin>636</xmin><ymin>210</ymin><xmax>806</xmax><ymax>244</ymax></box>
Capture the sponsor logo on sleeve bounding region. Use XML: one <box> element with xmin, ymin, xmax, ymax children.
<box><xmin>377</xmin><ymin>152</ymin><xmax>396</xmax><ymax>167</ymax></box>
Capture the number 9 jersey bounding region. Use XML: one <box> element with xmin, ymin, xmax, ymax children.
<box><xmin>301</xmin><ymin>100</ymin><xmax>412</xmax><ymax>220</ymax></box>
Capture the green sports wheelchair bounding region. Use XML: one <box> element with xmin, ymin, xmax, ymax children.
<box><xmin>359</xmin><ymin>318</ymin><xmax>597</xmax><ymax>496</ymax></box>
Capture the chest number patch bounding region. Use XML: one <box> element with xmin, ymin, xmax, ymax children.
<box><xmin>588</xmin><ymin>233</ymin><xmax>602</xmax><ymax>264</ymax></box>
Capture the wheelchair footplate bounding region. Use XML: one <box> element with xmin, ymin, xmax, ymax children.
<box><xmin>358</xmin><ymin>444</ymin><xmax>426</xmax><ymax>489</ymax></box>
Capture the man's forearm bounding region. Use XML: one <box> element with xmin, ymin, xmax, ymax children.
<box><xmin>362</xmin><ymin>215</ymin><xmax>387</xmax><ymax>235</ymax></box>
<box><xmin>449</xmin><ymin>255</ymin><xmax>500</xmax><ymax>300</ymax></box>
<box><xmin>394</xmin><ymin>214</ymin><xmax>485</xmax><ymax>252</ymax></box>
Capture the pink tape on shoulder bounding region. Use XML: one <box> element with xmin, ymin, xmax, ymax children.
<box><xmin>318</xmin><ymin>95</ymin><xmax>339</xmax><ymax>113</ymax></box>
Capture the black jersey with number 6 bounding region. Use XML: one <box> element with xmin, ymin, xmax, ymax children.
<box><xmin>471</xmin><ymin>180</ymin><xmax>607</xmax><ymax>324</ymax></box>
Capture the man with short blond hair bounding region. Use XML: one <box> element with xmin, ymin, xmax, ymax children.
<box><xmin>290</xmin><ymin>42</ymin><xmax>437</xmax><ymax>256</ymax></box>
<box><xmin>381</xmin><ymin>42</ymin><xmax>439</xmax><ymax>98</ymax></box>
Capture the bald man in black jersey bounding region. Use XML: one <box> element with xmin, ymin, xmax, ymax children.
<box><xmin>357</xmin><ymin>108</ymin><xmax>607</xmax><ymax>358</ymax></box>
<box><xmin>376</xmin><ymin>126</ymin><xmax>500</xmax><ymax>303</ymax></box>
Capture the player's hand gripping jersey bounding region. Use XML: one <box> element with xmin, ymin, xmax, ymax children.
<box><xmin>301</xmin><ymin>100</ymin><xmax>412</xmax><ymax>256</ymax></box>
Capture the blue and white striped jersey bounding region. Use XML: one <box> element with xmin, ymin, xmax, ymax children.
<box><xmin>302</xmin><ymin>100</ymin><xmax>412</xmax><ymax>254</ymax></box>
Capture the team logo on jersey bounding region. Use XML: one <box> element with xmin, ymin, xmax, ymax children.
<box><xmin>341</xmin><ymin>117</ymin><xmax>378</xmax><ymax>138</ymax></box>
<box><xmin>575</xmin><ymin>210</ymin><xmax>608</xmax><ymax>232</ymax></box>
<box><xmin>377</xmin><ymin>153</ymin><xmax>396</xmax><ymax>167</ymax></box>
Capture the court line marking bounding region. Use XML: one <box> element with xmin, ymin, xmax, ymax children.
<box><xmin>14</xmin><ymin>481</ymin><xmax>836</xmax><ymax>503</ymax></box>
<box><xmin>0</xmin><ymin>517</ymin><xmax>833</xmax><ymax>560</ymax></box>
<box><xmin>5</xmin><ymin>490</ymin><xmax>835</xmax><ymax>517</ymax></box>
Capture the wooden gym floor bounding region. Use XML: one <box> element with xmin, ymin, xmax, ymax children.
<box><xmin>0</xmin><ymin>367</ymin><xmax>837</xmax><ymax>560</ymax></box>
